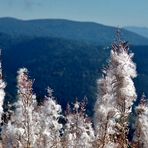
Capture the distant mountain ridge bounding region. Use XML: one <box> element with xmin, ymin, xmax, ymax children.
<box><xmin>0</xmin><ymin>17</ymin><xmax>148</xmax><ymax>45</ymax></box>
<box><xmin>124</xmin><ymin>26</ymin><xmax>148</xmax><ymax>39</ymax></box>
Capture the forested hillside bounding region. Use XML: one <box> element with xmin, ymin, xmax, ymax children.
<box><xmin>0</xmin><ymin>37</ymin><xmax>147</xmax><ymax>114</ymax></box>
<box><xmin>0</xmin><ymin>18</ymin><xmax>148</xmax><ymax>114</ymax></box>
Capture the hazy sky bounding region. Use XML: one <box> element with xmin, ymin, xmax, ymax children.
<box><xmin>0</xmin><ymin>0</ymin><xmax>148</xmax><ymax>27</ymax></box>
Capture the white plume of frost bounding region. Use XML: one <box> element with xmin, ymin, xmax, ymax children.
<box><xmin>0</xmin><ymin>49</ymin><xmax>6</xmax><ymax>123</ymax></box>
<box><xmin>94</xmin><ymin>71</ymin><xmax>118</xmax><ymax>146</ymax></box>
<box><xmin>110</xmin><ymin>43</ymin><xmax>137</xmax><ymax>113</ymax></box>
<box><xmin>133</xmin><ymin>94</ymin><xmax>148</xmax><ymax>148</ymax></box>
<box><xmin>94</xmin><ymin>40</ymin><xmax>137</xmax><ymax>147</ymax></box>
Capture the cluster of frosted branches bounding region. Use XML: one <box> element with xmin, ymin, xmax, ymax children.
<box><xmin>63</xmin><ymin>100</ymin><xmax>95</xmax><ymax>148</ymax></box>
<box><xmin>1</xmin><ymin>68</ymin><xmax>63</xmax><ymax>148</ymax></box>
<box><xmin>0</xmin><ymin>67</ymin><xmax>94</xmax><ymax>148</ymax></box>
<box><xmin>34</xmin><ymin>88</ymin><xmax>63</xmax><ymax>148</ymax></box>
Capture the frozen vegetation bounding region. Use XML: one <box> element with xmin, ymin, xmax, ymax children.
<box><xmin>0</xmin><ymin>36</ymin><xmax>147</xmax><ymax>148</ymax></box>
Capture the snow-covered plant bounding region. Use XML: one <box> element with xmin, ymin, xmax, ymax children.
<box><xmin>94</xmin><ymin>69</ymin><xmax>118</xmax><ymax>148</ymax></box>
<box><xmin>2</xmin><ymin>68</ymin><xmax>37</xmax><ymax>147</ymax></box>
<box><xmin>34</xmin><ymin>87</ymin><xmax>63</xmax><ymax>148</ymax></box>
<box><xmin>64</xmin><ymin>100</ymin><xmax>95</xmax><ymax>148</ymax></box>
<box><xmin>110</xmin><ymin>41</ymin><xmax>137</xmax><ymax>147</ymax></box>
<box><xmin>1</xmin><ymin>69</ymin><xmax>63</xmax><ymax>148</ymax></box>
<box><xmin>94</xmin><ymin>37</ymin><xmax>137</xmax><ymax>147</ymax></box>
<box><xmin>0</xmin><ymin>49</ymin><xmax>6</xmax><ymax>123</ymax></box>
<box><xmin>132</xmin><ymin>93</ymin><xmax>148</xmax><ymax>148</ymax></box>
<box><xmin>111</xmin><ymin>41</ymin><xmax>137</xmax><ymax>113</ymax></box>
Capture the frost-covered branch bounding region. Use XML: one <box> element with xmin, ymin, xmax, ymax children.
<box><xmin>133</xmin><ymin>93</ymin><xmax>148</xmax><ymax>148</ymax></box>
<box><xmin>64</xmin><ymin>100</ymin><xmax>95</xmax><ymax>148</ymax></box>
<box><xmin>2</xmin><ymin>68</ymin><xmax>38</xmax><ymax>147</ymax></box>
<box><xmin>0</xmin><ymin>49</ymin><xmax>6</xmax><ymax>123</ymax></box>
<box><xmin>34</xmin><ymin>87</ymin><xmax>63</xmax><ymax>148</ymax></box>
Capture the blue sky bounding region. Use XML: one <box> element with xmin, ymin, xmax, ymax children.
<box><xmin>0</xmin><ymin>0</ymin><xmax>148</xmax><ymax>27</ymax></box>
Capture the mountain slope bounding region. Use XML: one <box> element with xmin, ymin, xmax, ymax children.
<box><xmin>125</xmin><ymin>26</ymin><xmax>148</xmax><ymax>39</ymax></box>
<box><xmin>0</xmin><ymin>17</ymin><xmax>148</xmax><ymax>45</ymax></box>
<box><xmin>3</xmin><ymin>37</ymin><xmax>108</xmax><ymax>113</ymax></box>
<box><xmin>2</xmin><ymin>37</ymin><xmax>148</xmax><ymax>114</ymax></box>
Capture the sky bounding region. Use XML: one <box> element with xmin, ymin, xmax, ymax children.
<box><xmin>0</xmin><ymin>0</ymin><xmax>148</xmax><ymax>27</ymax></box>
